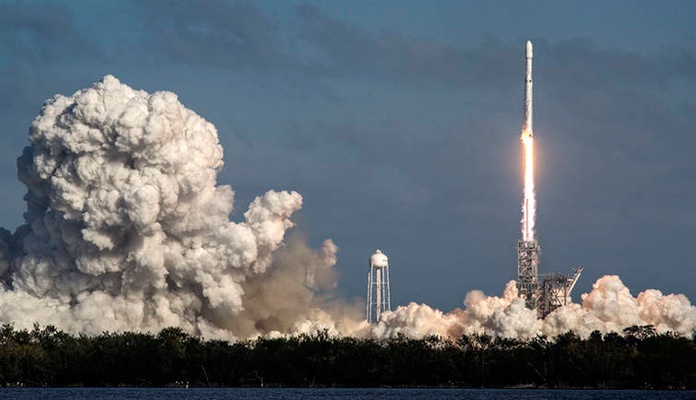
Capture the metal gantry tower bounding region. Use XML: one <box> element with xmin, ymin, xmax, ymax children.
<box><xmin>517</xmin><ymin>239</ymin><xmax>584</xmax><ymax>318</ymax></box>
<box><xmin>537</xmin><ymin>267</ymin><xmax>584</xmax><ymax>316</ymax></box>
<box><xmin>517</xmin><ymin>239</ymin><xmax>540</xmax><ymax>310</ymax></box>
<box><xmin>366</xmin><ymin>249</ymin><xmax>391</xmax><ymax>323</ymax></box>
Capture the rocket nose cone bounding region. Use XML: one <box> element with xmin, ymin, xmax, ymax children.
<box><xmin>526</xmin><ymin>40</ymin><xmax>533</xmax><ymax>58</ymax></box>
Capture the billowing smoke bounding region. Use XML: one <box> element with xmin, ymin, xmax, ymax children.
<box><xmin>543</xmin><ymin>275</ymin><xmax>696</xmax><ymax>337</ymax></box>
<box><xmin>0</xmin><ymin>75</ymin><xmax>363</xmax><ymax>339</ymax></box>
<box><xmin>373</xmin><ymin>275</ymin><xmax>696</xmax><ymax>339</ymax></box>
<box><xmin>0</xmin><ymin>76</ymin><xmax>693</xmax><ymax>341</ymax></box>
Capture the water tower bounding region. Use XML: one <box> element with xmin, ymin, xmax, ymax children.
<box><xmin>366</xmin><ymin>249</ymin><xmax>391</xmax><ymax>323</ymax></box>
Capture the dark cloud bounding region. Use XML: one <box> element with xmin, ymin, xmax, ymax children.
<box><xmin>669</xmin><ymin>46</ymin><xmax>696</xmax><ymax>79</ymax></box>
<box><xmin>297</xmin><ymin>4</ymin><xmax>517</xmax><ymax>90</ymax></box>
<box><xmin>138</xmin><ymin>0</ymin><xmax>287</xmax><ymax>69</ymax></box>
<box><xmin>0</xmin><ymin>2</ymin><xmax>100</xmax><ymax>64</ymax></box>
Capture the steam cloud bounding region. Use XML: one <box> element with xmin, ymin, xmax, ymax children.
<box><xmin>0</xmin><ymin>75</ymin><xmax>363</xmax><ymax>339</ymax></box>
<box><xmin>0</xmin><ymin>76</ymin><xmax>694</xmax><ymax>340</ymax></box>
<box><xmin>375</xmin><ymin>276</ymin><xmax>696</xmax><ymax>339</ymax></box>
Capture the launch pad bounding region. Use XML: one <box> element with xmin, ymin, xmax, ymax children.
<box><xmin>516</xmin><ymin>238</ymin><xmax>583</xmax><ymax>318</ymax></box>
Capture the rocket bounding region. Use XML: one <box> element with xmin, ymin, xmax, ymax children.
<box><xmin>522</xmin><ymin>40</ymin><xmax>533</xmax><ymax>138</ymax></box>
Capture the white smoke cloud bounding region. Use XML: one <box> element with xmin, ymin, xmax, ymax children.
<box><xmin>374</xmin><ymin>275</ymin><xmax>696</xmax><ymax>340</ymax></box>
<box><xmin>1</xmin><ymin>75</ymin><xmax>694</xmax><ymax>342</ymax></box>
<box><xmin>0</xmin><ymin>75</ymin><xmax>357</xmax><ymax>339</ymax></box>
<box><xmin>372</xmin><ymin>281</ymin><xmax>541</xmax><ymax>340</ymax></box>
<box><xmin>543</xmin><ymin>275</ymin><xmax>696</xmax><ymax>338</ymax></box>
<box><xmin>371</xmin><ymin>302</ymin><xmax>460</xmax><ymax>339</ymax></box>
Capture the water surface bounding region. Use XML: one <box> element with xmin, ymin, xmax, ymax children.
<box><xmin>2</xmin><ymin>388</ymin><xmax>694</xmax><ymax>400</ymax></box>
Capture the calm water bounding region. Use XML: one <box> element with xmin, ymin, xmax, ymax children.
<box><xmin>0</xmin><ymin>388</ymin><xmax>694</xmax><ymax>400</ymax></box>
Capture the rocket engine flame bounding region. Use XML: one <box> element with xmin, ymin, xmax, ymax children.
<box><xmin>521</xmin><ymin>131</ymin><xmax>535</xmax><ymax>241</ymax></box>
<box><xmin>521</xmin><ymin>40</ymin><xmax>535</xmax><ymax>242</ymax></box>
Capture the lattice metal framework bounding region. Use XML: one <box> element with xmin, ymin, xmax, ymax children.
<box><xmin>517</xmin><ymin>239</ymin><xmax>540</xmax><ymax>310</ymax></box>
<box><xmin>516</xmin><ymin>238</ymin><xmax>584</xmax><ymax>318</ymax></box>
<box><xmin>537</xmin><ymin>267</ymin><xmax>584</xmax><ymax>318</ymax></box>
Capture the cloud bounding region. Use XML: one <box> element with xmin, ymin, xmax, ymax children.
<box><xmin>0</xmin><ymin>75</ymin><xmax>313</xmax><ymax>338</ymax></box>
<box><xmin>0</xmin><ymin>2</ymin><xmax>100</xmax><ymax>65</ymax></box>
<box><xmin>138</xmin><ymin>0</ymin><xmax>287</xmax><ymax>69</ymax></box>
<box><xmin>297</xmin><ymin>4</ymin><xmax>517</xmax><ymax>90</ymax></box>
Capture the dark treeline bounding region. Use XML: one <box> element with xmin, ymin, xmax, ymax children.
<box><xmin>0</xmin><ymin>323</ymin><xmax>695</xmax><ymax>388</ymax></box>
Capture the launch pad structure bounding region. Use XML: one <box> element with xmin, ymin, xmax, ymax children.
<box><xmin>517</xmin><ymin>238</ymin><xmax>583</xmax><ymax>317</ymax></box>
<box><xmin>516</xmin><ymin>40</ymin><xmax>583</xmax><ymax>318</ymax></box>
<box><xmin>517</xmin><ymin>239</ymin><xmax>540</xmax><ymax>309</ymax></box>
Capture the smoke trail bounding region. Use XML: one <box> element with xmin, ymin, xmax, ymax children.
<box><xmin>521</xmin><ymin>132</ymin><xmax>535</xmax><ymax>241</ymax></box>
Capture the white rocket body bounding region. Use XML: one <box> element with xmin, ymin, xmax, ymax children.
<box><xmin>523</xmin><ymin>40</ymin><xmax>533</xmax><ymax>137</ymax></box>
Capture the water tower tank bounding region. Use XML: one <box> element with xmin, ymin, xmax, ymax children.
<box><xmin>370</xmin><ymin>250</ymin><xmax>388</xmax><ymax>268</ymax></box>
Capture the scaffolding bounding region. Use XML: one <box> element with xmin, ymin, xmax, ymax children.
<box><xmin>516</xmin><ymin>238</ymin><xmax>583</xmax><ymax>318</ymax></box>
<box><xmin>537</xmin><ymin>267</ymin><xmax>584</xmax><ymax>318</ymax></box>
<box><xmin>517</xmin><ymin>239</ymin><xmax>540</xmax><ymax>310</ymax></box>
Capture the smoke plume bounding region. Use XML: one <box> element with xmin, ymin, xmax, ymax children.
<box><xmin>373</xmin><ymin>276</ymin><xmax>696</xmax><ymax>339</ymax></box>
<box><xmin>0</xmin><ymin>76</ymin><xmax>694</xmax><ymax>341</ymax></box>
<box><xmin>0</xmin><ymin>75</ymin><xmax>366</xmax><ymax>339</ymax></box>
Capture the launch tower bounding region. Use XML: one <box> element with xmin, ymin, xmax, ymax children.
<box><xmin>516</xmin><ymin>41</ymin><xmax>582</xmax><ymax>318</ymax></box>
<box><xmin>366</xmin><ymin>249</ymin><xmax>391</xmax><ymax>323</ymax></box>
<box><xmin>517</xmin><ymin>239</ymin><xmax>540</xmax><ymax>309</ymax></box>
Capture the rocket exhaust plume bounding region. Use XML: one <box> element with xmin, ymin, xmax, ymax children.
<box><xmin>521</xmin><ymin>135</ymin><xmax>535</xmax><ymax>241</ymax></box>
<box><xmin>521</xmin><ymin>40</ymin><xmax>535</xmax><ymax>242</ymax></box>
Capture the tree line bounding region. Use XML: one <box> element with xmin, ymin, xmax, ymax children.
<box><xmin>0</xmin><ymin>323</ymin><xmax>694</xmax><ymax>388</ymax></box>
